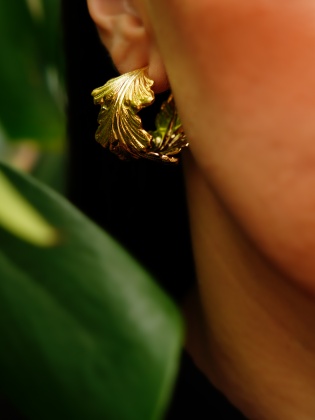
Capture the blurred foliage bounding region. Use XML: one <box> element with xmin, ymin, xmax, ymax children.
<box><xmin>0</xmin><ymin>3</ymin><xmax>183</xmax><ymax>419</ymax></box>
<box><xmin>0</xmin><ymin>168</ymin><xmax>57</xmax><ymax>246</ymax></box>
<box><xmin>0</xmin><ymin>0</ymin><xmax>65</xmax><ymax>147</ymax></box>
<box><xmin>0</xmin><ymin>4</ymin><xmax>182</xmax><ymax>420</ymax></box>
<box><xmin>0</xmin><ymin>163</ymin><xmax>183</xmax><ymax>419</ymax></box>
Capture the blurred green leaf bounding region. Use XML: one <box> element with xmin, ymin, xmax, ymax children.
<box><xmin>31</xmin><ymin>151</ymin><xmax>66</xmax><ymax>193</ymax></box>
<box><xmin>0</xmin><ymin>168</ymin><xmax>57</xmax><ymax>246</ymax></box>
<box><xmin>0</xmin><ymin>163</ymin><xmax>183</xmax><ymax>420</ymax></box>
<box><xmin>0</xmin><ymin>0</ymin><xmax>65</xmax><ymax>145</ymax></box>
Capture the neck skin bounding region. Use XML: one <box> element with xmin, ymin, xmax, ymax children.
<box><xmin>182</xmin><ymin>152</ymin><xmax>315</xmax><ymax>420</ymax></box>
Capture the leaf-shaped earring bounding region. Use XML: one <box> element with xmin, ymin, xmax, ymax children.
<box><xmin>91</xmin><ymin>68</ymin><xmax>189</xmax><ymax>163</ymax></box>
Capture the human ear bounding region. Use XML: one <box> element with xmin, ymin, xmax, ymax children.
<box><xmin>86</xmin><ymin>0</ymin><xmax>169</xmax><ymax>92</ymax></box>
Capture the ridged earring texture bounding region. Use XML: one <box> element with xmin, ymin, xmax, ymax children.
<box><xmin>91</xmin><ymin>68</ymin><xmax>188</xmax><ymax>163</ymax></box>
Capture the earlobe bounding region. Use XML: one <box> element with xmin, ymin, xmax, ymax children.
<box><xmin>86</xmin><ymin>0</ymin><xmax>169</xmax><ymax>92</ymax></box>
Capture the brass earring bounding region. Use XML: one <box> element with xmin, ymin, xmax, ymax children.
<box><xmin>91</xmin><ymin>68</ymin><xmax>188</xmax><ymax>164</ymax></box>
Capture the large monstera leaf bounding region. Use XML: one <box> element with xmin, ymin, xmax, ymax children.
<box><xmin>0</xmin><ymin>163</ymin><xmax>183</xmax><ymax>420</ymax></box>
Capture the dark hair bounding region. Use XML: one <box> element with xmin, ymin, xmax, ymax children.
<box><xmin>62</xmin><ymin>0</ymin><xmax>195</xmax><ymax>301</ymax></box>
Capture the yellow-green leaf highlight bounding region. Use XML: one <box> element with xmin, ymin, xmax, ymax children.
<box><xmin>0</xmin><ymin>169</ymin><xmax>57</xmax><ymax>246</ymax></box>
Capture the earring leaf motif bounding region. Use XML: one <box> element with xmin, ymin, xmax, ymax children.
<box><xmin>149</xmin><ymin>94</ymin><xmax>188</xmax><ymax>162</ymax></box>
<box><xmin>92</xmin><ymin>68</ymin><xmax>188</xmax><ymax>163</ymax></box>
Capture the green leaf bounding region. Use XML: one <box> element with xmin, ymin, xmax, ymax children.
<box><xmin>0</xmin><ymin>1</ymin><xmax>64</xmax><ymax>144</ymax></box>
<box><xmin>0</xmin><ymin>168</ymin><xmax>57</xmax><ymax>246</ymax></box>
<box><xmin>0</xmin><ymin>163</ymin><xmax>183</xmax><ymax>419</ymax></box>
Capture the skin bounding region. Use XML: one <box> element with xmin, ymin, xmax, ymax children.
<box><xmin>88</xmin><ymin>0</ymin><xmax>315</xmax><ymax>418</ymax></box>
<box><xmin>142</xmin><ymin>0</ymin><xmax>315</xmax><ymax>291</ymax></box>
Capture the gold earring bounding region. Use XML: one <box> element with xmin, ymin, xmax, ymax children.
<box><xmin>91</xmin><ymin>68</ymin><xmax>188</xmax><ymax>164</ymax></box>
